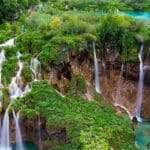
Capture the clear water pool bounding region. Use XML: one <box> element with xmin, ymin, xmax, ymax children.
<box><xmin>135</xmin><ymin>121</ymin><xmax>150</xmax><ymax>150</ymax></box>
<box><xmin>11</xmin><ymin>141</ymin><xmax>39</xmax><ymax>150</ymax></box>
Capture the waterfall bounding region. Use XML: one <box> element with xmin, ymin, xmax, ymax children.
<box><xmin>114</xmin><ymin>64</ymin><xmax>133</xmax><ymax>120</ymax></box>
<box><xmin>0</xmin><ymin>50</ymin><xmax>5</xmax><ymax>107</ymax></box>
<box><xmin>0</xmin><ymin>38</ymin><xmax>15</xmax><ymax>47</ymax></box>
<box><xmin>115</xmin><ymin>64</ymin><xmax>124</xmax><ymax>104</ymax></box>
<box><xmin>55</xmin><ymin>89</ymin><xmax>65</xmax><ymax>97</ymax></box>
<box><xmin>9</xmin><ymin>52</ymin><xmax>24</xmax><ymax>100</ymax></box>
<box><xmin>0</xmin><ymin>107</ymin><xmax>11</xmax><ymax>150</ymax></box>
<box><xmin>93</xmin><ymin>42</ymin><xmax>101</xmax><ymax>93</ymax></box>
<box><xmin>136</xmin><ymin>44</ymin><xmax>144</xmax><ymax>122</ymax></box>
<box><xmin>30</xmin><ymin>57</ymin><xmax>41</xmax><ymax>80</ymax></box>
<box><xmin>12</xmin><ymin>110</ymin><xmax>24</xmax><ymax>150</ymax></box>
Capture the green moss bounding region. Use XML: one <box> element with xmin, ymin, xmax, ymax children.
<box><xmin>3</xmin><ymin>46</ymin><xmax>18</xmax><ymax>58</ymax></box>
<box><xmin>21</xmin><ymin>62</ymin><xmax>32</xmax><ymax>83</ymax></box>
<box><xmin>39</xmin><ymin>43</ymin><xmax>62</xmax><ymax>65</ymax></box>
<box><xmin>0</xmin><ymin>31</ymin><xmax>8</xmax><ymax>43</ymax></box>
<box><xmin>2</xmin><ymin>88</ymin><xmax>10</xmax><ymax>110</ymax></box>
<box><xmin>21</xmin><ymin>108</ymin><xmax>38</xmax><ymax>119</ymax></box>
<box><xmin>2</xmin><ymin>56</ymin><xmax>18</xmax><ymax>85</ymax></box>
<box><xmin>67</xmin><ymin>73</ymin><xmax>87</xmax><ymax>97</ymax></box>
<box><xmin>93</xmin><ymin>90</ymin><xmax>103</xmax><ymax>103</ymax></box>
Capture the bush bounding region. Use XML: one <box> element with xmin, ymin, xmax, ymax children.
<box><xmin>2</xmin><ymin>56</ymin><xmax>18</xmax><ymax>85</ymax></box>
<box><xmin>21</xmin><ymin>62</ymin><xmax>32</xmax><ymax>83</ymax></box>
<box><xmin>67</xmin><ymin>73</ymin><xmax>87</xmax><ymax>97</ymax></box>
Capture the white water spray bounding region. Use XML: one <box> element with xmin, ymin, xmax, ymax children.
<box><xmin>93</xmin><ymin>42</ymin><xmax>101</xmax><ymax>93</ymax></box>
<box><xmin>136</xmin><ymin>44</ymin><xmax>144</xmax><ymax>122</ymax></box>
<box><xmin>0</xmin><ymin>107</ymin><xmax>11</xmax><ymax>150</ymax></box>
<box><xmin>0</xmin><ymin>38</ymin><xmax>15</xmax><ymax>47</ymax></box>
<box><xmin>12</xmin><ymin>110</ymin><xmax>24</xmax><ymax>150</ymax></box>
<box><xmin>9</xmin><ymin>52</ymin><xmax>24</xmax><ymax>100</ymax></box>
<box><xmin>0</xmin><ymin>50</ymin><xmax>5</xmax><ymax>107</ymax></box>
<box><xmin>30</xmin><ymin>58</ymin><xmax>41</xmax><ymax>80</ymax></box>
<box><xmin>114</xmin><ymin>103</ymin><xmax>133</xmax><ymax>120</ymax></box>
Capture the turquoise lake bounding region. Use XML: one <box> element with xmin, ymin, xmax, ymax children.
<box><xmin>121</xmin><ymin>11</ymin><xmax>150</xmax><ymax>20</ymax></box>
<box><xmin>135</xmin><ymin>121</ymin><xmax>150</xmax><ymax>150</ymax></box>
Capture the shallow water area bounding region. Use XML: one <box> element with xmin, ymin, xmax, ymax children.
<box><xmin>11</xmin><ymin>141</ymin><xmax>39</xmax><ymax>150</ymax></box>
<box><xmin>135</xmin><ymin>121</ymin><xmax>150</xmax><ymax>150</ymax></box>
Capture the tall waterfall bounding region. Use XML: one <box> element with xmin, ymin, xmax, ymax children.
<box><xmin>12</xmin><ymin>110</ymin><xmax>24</xmax><ymax>150</ymax></box>
<box><xmin>0</xmin><ymin>107</ymin><xmax>10</xmax><ymax>150</ymax></box>
<box><xmin>0</xmin><ymin>50</ymin><xmax>5</xmax><ymax>107</ymax></box>
<box><xmin>9</xmin><ymin>52</ymin><xmax>24</xmax><ymax>100</ymax></box>
<box><xmin>114</xmin><ymin>64</ymin><xmax>133</xmax><ymax>120</ymax></box>
<box><xmin>136</xmin><ymin>44</ymin><xmax>144</xmax><ymax>122</ymax></box>
<box><xmin>93</xmin><ymin>42</ymin><xmax>101</xmax><ymax>93</ymax></box>
<box><xmin>30</xmin><ymin>58</ymin><xmax>41</xmax><ymax>80</ymax></box>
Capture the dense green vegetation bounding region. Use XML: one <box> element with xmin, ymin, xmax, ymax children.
<box><xmin>1</xmin><ymin>9</ymin><xmax>149</xmax><ymax>84</ymax></box>
<box><xmin>2</xmin><ymin>56</ymin><xmax>18</xmax><ymax>85</ymax></box>
<box><xmin>0</xmin><ymin>0</ymin><xmax>42</xmax><ymax>23</ymax></box>
<box><xmin>0</xmin><ymin>0</ymin><xmax>149</xmax><ymax>25</ymax></box>
<box><xmin>67</xmin><ymin>73</ymin><xmax>87</xmax><ymax>97</ymax></box>
<box><xmin>0</xmin><ymin>1</ymin><xmax>149</xmax><ymax>149</ymax></box>
<box><xmin>11</xmin><ymin>81</ymin><xmax>136</xmax><ymax>150</ymax></box>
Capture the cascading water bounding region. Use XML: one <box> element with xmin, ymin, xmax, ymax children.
<box><xmin>0</xmin><ymin>38</ymin><xmax>15</xmax><ymax>47</ymax></box>
<box><xmin>9</xmin><ymin>52</ymin><xmax>24</xmax><ymax>100</ymax></box>
<box><xmin>0</xmin><ymin>50</ymin><xmax>5</xmax><ymax>107</ymax></box>
<box><xmin>93</xmin><ymin>42</ymin><xmax>101</xmax><ymax>94</ymax></box>
<box><xmin>0</xmin><ymin>39</ymin><xmax>33</xmax><ymax>150</ymax></box>
<box><xmin>114</xmin><ymin>64</ymin><xmax>133</xmax><ymax>120</ymax></box>
<box><xmin>12</xmin><ymin>110</ymin><xmax>24</xmax><ymax>150</ymax></box>
<box><xmin>136</xmin><ymin>44</ymin><xmax>144</xmax><ymax>122</ymax></box>
<box><xmin>9</xmin><ymin>51</ymin><xmax>31</xmax><ymax>100</ymax></box>
<box><xmin>30</xmin><ymin>58</ymin><xmax>41</xmax><ymax>81</ymax></box>
<box><xmin>0</xmin><ymin>107</ymin><xmax>11</xmax><ymax>150</ymax></box>
<box><xmin>0</xmin><ymin>38</ymin><xmax>16</xmax><ymax>150</ymax></box>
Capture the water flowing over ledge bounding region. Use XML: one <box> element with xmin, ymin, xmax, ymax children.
<box><xmin>136</xmin><ymin>44</ymin><xmax>144</xmax><ymax>122</ymax></box>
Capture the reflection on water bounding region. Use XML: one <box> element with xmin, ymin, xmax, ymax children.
<box><xmin>135</xmin><ymin>121</ymin><xmax>150</xmax><ymax>150</ymax></box>
<box><xmin>12</xmin><ymin>141</ymin><xmax>39</xmax><ymax>150</ymax></box>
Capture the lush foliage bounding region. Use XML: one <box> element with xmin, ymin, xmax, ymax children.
<box><xmin>0</xmin><ymin>0</ymin><xmax>41</xmax><ymax>23</ymax></box>
<box><xmin>0</xmin><ymin>1</ymin><xmax>149</xmax><ymax>149</ymax></box>
<box><xmin>43</xmin><ymin>0</ymin><xmax>150</xmax><ymax>12</ymax></box>
<box><xmin>2</xmin><ymin>56</ymin><xmax>17</xmax><ymax>85</ymax></box>
<box><xmin>67</xmin><ymin>73</ymin><xmax>87</xmax><ymax>97</ymax></box>
<box><xmin>11</xmin><ymin>81</ymin><xmax>136</xmax><ymax>150</ymax></box>
<box><xmin>1</xmin><ymin>0</ymin><xmax>149</xmax><ymax>86</ymax></box>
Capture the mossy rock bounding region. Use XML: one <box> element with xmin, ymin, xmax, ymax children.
<box><xmin>2</xmin><ymin>88</ymin><xmax>10</xmax><ymax>110</ymax></box>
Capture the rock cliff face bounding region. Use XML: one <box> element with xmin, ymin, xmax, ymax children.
<box><xmin>7</xmin><ymin>116</ymin><xmax>68</xmax><ymax>150</ymax></box>
<box><xmin>41</xmin><ymin>49</ymin><xmax>150</xmax><ymax>120</ymax></box>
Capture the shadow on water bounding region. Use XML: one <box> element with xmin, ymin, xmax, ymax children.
<box><xmin>11</xmin><ymin>141</ymin><xmax>39</xmax><ymax>150</ymax></box>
